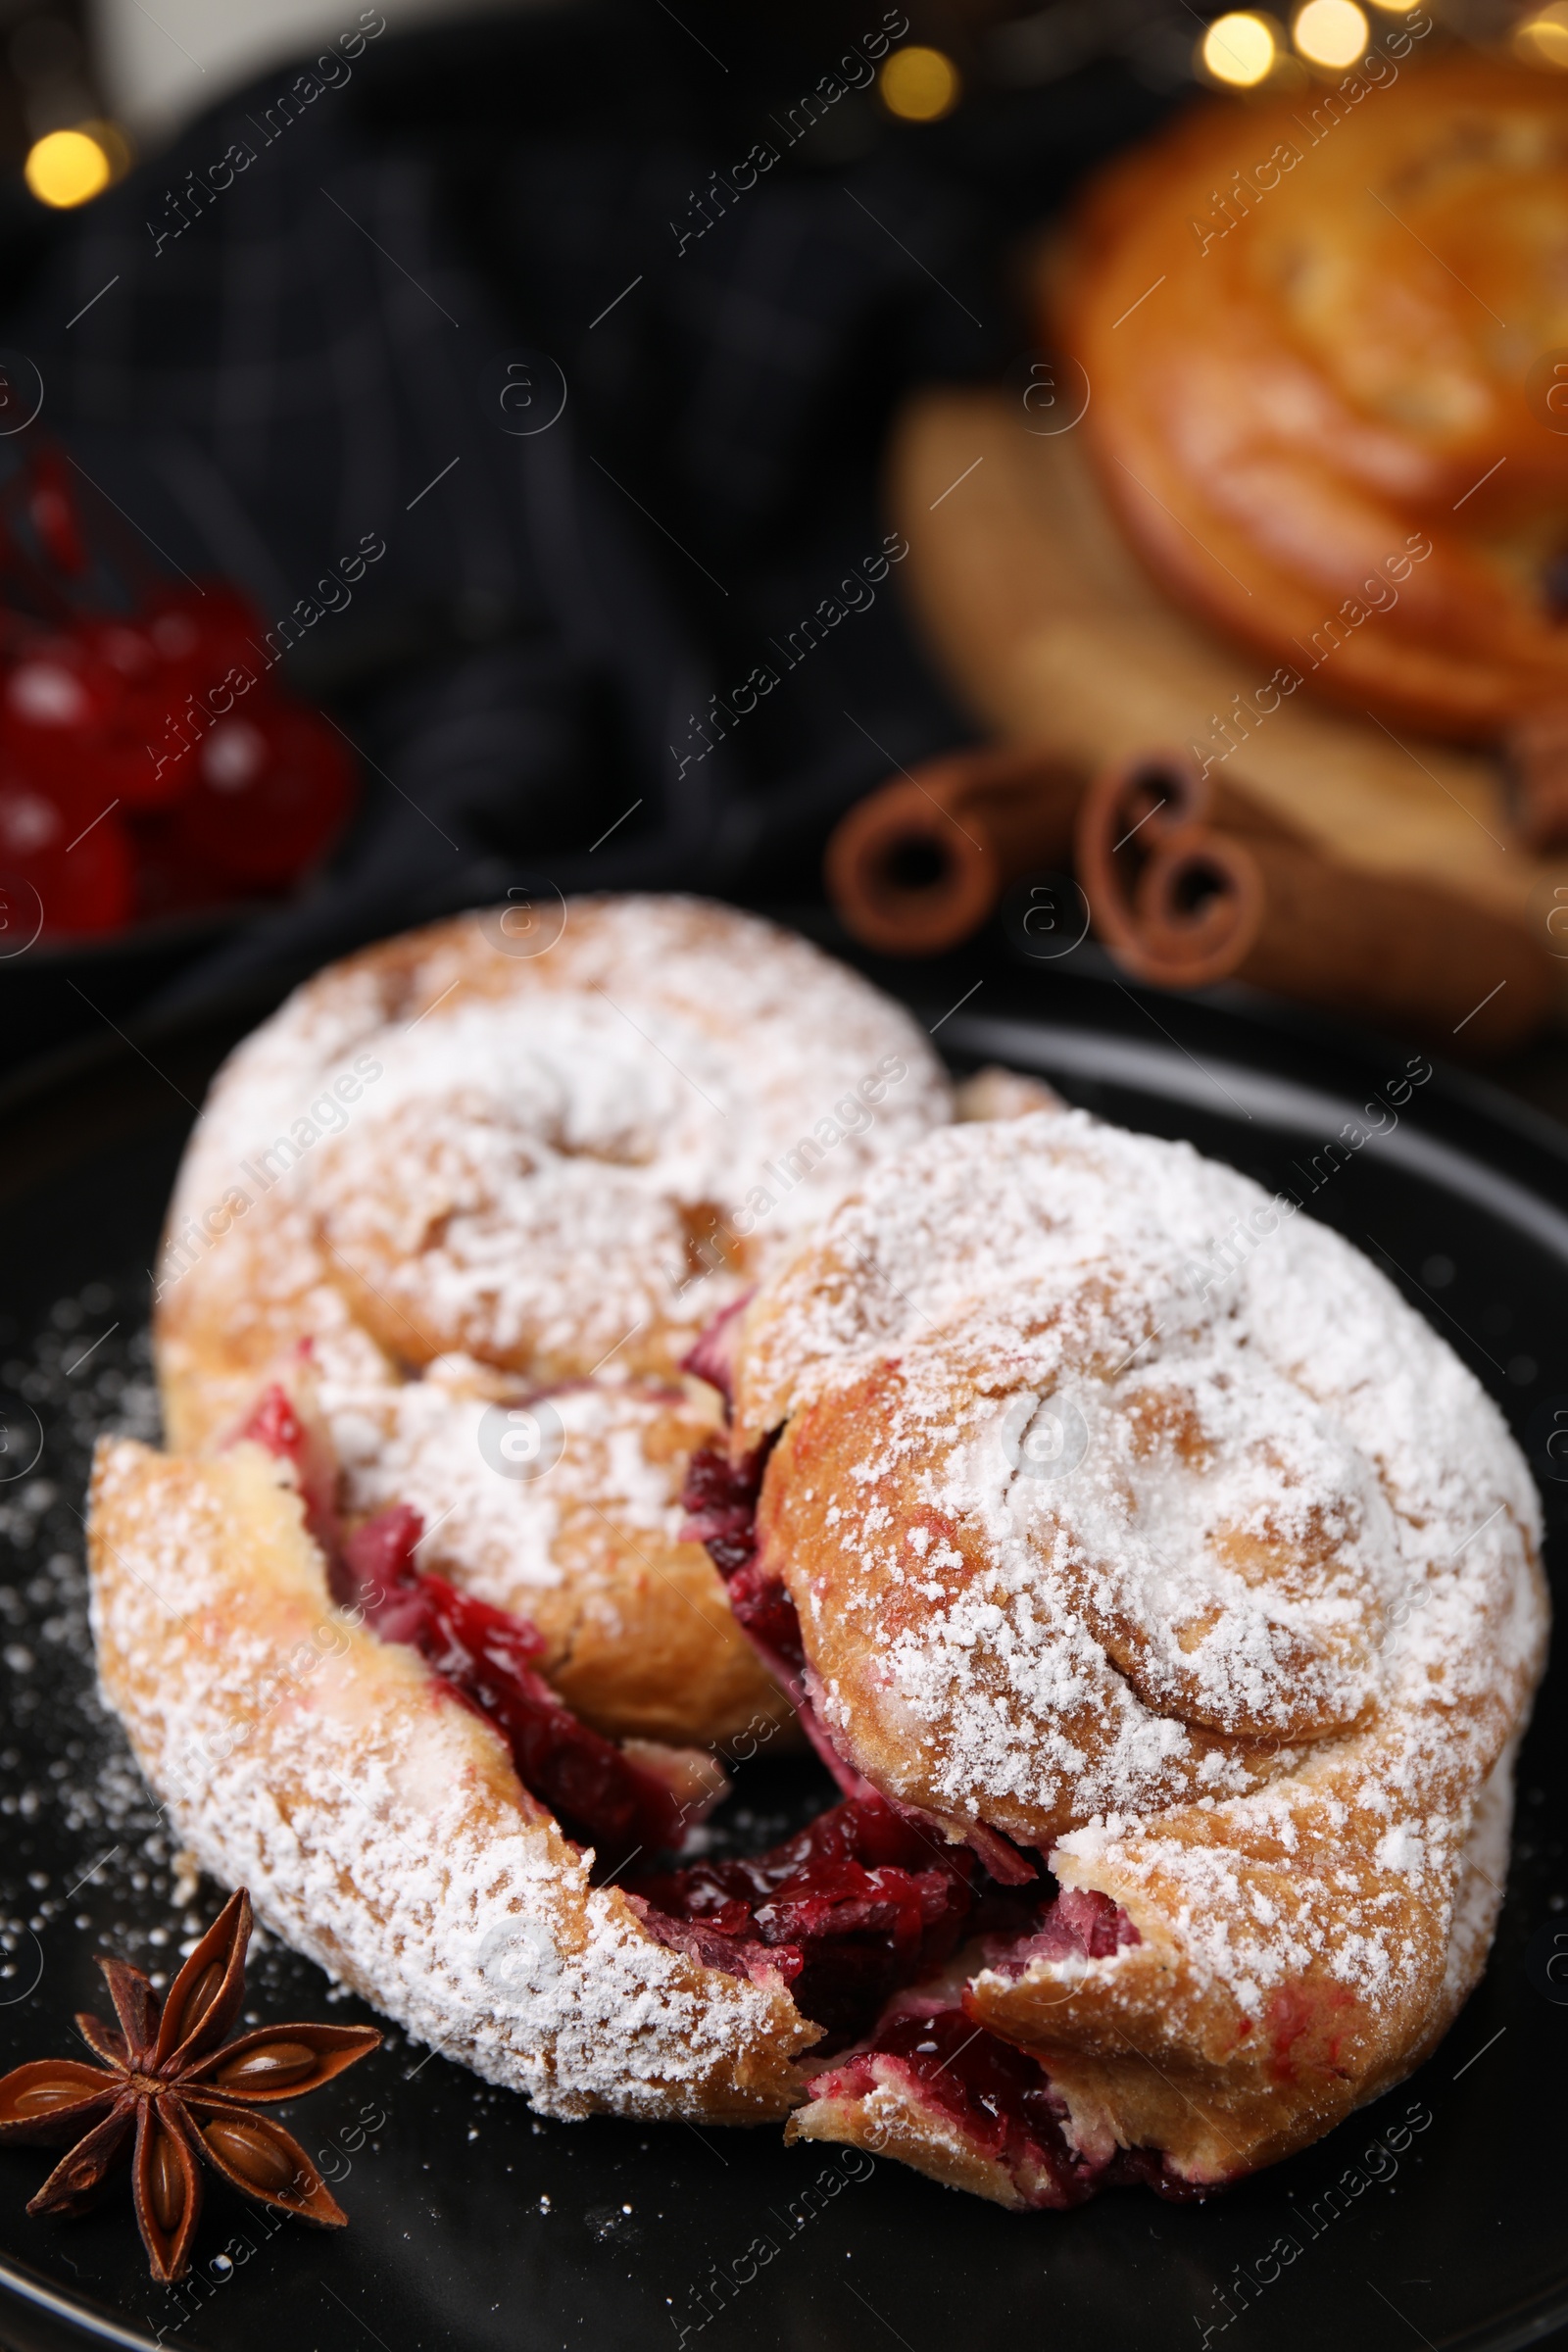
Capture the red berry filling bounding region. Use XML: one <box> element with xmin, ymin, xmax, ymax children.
<box><xmin>986</xmin><ymin>1886</ymin><xmax>1143</xmax><ymax>1974</ymax></box>
<box><xmin>678</xmin><ymin>1297</ymin><xmax>750</xmax><ymax>1412</ymax></box>
<box><xmin>803</xmin><ymin>2002</ymin><xmax>1184</xmax><ymax>2209</ymax></box>
<box><xmin>681</xmin><ymin>1437</ymin><xmax>802</xmax><ymax>1671</ymax></box>
<box><xmin>340</xmin><ymin>1504</ymin><xmax>686</xmax><ymax>1861</ymax></box>
<box><xmin>233</xmin><ymin>1381</ymin><xmax>306</xmax><ymax>1466</ymax></box>
<box><xmin>230</xmin><ymin>1392</ymin><xmax>682</xmax><ymax>1861</ymax></box>
<box><xmin>631</xmin><ymin>1797</ymin><xmax>976</xmax><ymax>2045</ymax></box>
<box><xmin>233</xmin><ymin>1372</ymin><xmax>1163</xmax><ymax>2202</ymax></box>
<box><xmin>810</xmin><ymin>2005</ymin><xmax>1091</xmax><ymax>2205</ymax></box>
<box><xmin>680</xmin><ymin>1433</ymin><xmax>1040</xmax><ymax>1887</ymax></box>
<box><xmin>230</xmin><ymin>1379</ymin><xmax>341</xmax><ymax>1561</ymax></box>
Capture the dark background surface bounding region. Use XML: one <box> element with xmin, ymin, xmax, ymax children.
<box><xmin>0</xmin><ymin>0</ymin><xmax>1183</xmax><ymax>1062</ymax></box>
<box><xmin>0</xmin><ymin>0</ymin><xmax>1557</xmax><ymax>1119</ymax></box>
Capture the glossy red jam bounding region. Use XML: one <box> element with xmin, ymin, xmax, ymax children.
<box><xmin>816</xmin><ymin>2005</ymin><xmax>1094</xmax><ymax>2204</ymax></box>
<box><xmin>808</xmin><ymin>1999</ymin><xmax>1188</xmax><ymax>2209</ymax></box>
<box><xmin>678</xmin><ymin>1297</ymin><xmax>749</xmax><ymax>1409</ymax></box>
<box><xmin>632</xmin><ymin>1797</ymin><xmax>974</xmax><ymax>2043</ymax></box>
<box><xmin>341</xmin><ymin>1504</ymin><xmax>685</xmax><ymax>1861</ymax></box>
<box><xmin>680</xmin><ymin>1433</ymin><xmax>1040</xmax><ymax>1887</ymax></box>
<box><xmin>236</xmin><ymin>1375</ymin><xmax>1169</xmax><ymax>2199</ymax></box>
<box><xmin>233</xmin><ymin>1382</ymin><xmax>305</xmax><ymax>1465</ymax></box>
<box><xmin>680</xmin><ymin>1438</ymin><xmax>804</xmax><ymax>1671</ymax></box>
<box><xmin>988</xmin><ymin>1885</ymin><xmax>1143</xmax><ymax>1974</ymax></box>
<box><xmin>230</xmin><ymin>1388</ymin><xmax>684</xmax><ymax>1862</ymax></box>
<box><xmin>231</xmin><ymin>1378</ymin><xmax>341</xmax><ymax>1562</ymax></box>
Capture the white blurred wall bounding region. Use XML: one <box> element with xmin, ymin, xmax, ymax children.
<box><xmin>89</xmin><ymin>0</ymin><xmax>539</xmax><ymax>146</ymax></box>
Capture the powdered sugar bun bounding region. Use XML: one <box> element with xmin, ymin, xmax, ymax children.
<box><xmin>734</xmin><ymin>1112</ymin><xmax>1547</xmax><ymax>2184</ymax></box>
<box><xmin>153</xmin><ymin>897</ymin><xmax>951</xmax><ymax>1744</ymax></box>
<box><xmin>86</xmin><ymin>1436</ymin><xmax>813</xmax><ymax>2122</ymax></box>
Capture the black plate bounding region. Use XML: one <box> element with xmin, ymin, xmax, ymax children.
<box><xmin>0</xmin><ymin>948</ymin><xmax>1565</xmax><ymax>2352</ymax></box>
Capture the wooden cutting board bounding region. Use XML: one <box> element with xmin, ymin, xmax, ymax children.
<box><xmin>887</xmin><ymin>387</ymin><xmax>1568</xmax><ymax>951</ymax></box>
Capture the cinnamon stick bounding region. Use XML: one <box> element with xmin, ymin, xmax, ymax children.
<box><xmin>1502</xmin><ymin>709</ymin><xmax>1568</xmax><ymax>851</ymax></box>
<box><xmin>1077</xmin><ymin>753</ymin><xmax>1556</xmax><ymax>1054</ymax></box>
<box><xmin>825</xmin><ymin>743</ymin><xmax>1087</xmax><ymax>956</ymax></box>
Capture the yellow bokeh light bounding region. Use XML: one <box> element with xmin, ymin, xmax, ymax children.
<box><xmin>1293</xmin><ymin>0</ymin><xmax>1369</xmax><ymax>65</ymax></box>
<box><xmin>879</xmin><ymin>45</ymin><xmax>961</xmax><ymax>122</ymax></box>
<box><xmin>1517</xmin><ymin>3</ymin><xmax>1568</xmax><ymax>66</ymax></box>
<box><xmin>77</xmin><ymin>120</ymin><xmax>133</xmax><ymax>181</ymax></box>
<box><xmin>1200</xmin><ymin>12</ymin><xmax>1278</xmax><ymax>84</ymax></box>
<box><xmin>24</xmin><ymin>128</ymin><xmax>112</xmax><ymax>210</ymax></box>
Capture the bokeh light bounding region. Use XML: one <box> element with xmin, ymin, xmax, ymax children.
<box><xmin>879</xmin><ymin>45</ymin><xmax>961</xmax><ymax>122</ymax></box>
<box><xmin>1517</xmin><ymin>3</ymin><xmax>1568</xmax><ymax>66</ymax></box>
<box><xmin>78</xmin><ymin>121</ymin><xmax>133</xmax><ymax>182</ymax></box>
<box><xmin>24</xmin><ymin>127</ymin><xmax>112</xmax><ymax>209</ymax></box>
<box><xmin>1293</xmin><ymin>0</ymin><xmax>1369</xmax><ymax>66</ymax></box>
<box><xmin>1200</xmin><ymin>12</ymin><xmax>1279</xmax><ymax>84</ymax></box>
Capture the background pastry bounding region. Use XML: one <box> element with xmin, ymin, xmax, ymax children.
<box><xmin>1057</xmin><ymin>58</ymin><xmax>1568</xmax><ymax>741</ymax></box>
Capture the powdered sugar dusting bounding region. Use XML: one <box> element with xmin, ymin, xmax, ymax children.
<box><xmin>88</xmin><ymin>1438</ymin><xmax>810</xmax><ymax>2121</ymax></box>
<box><xmin>153</xmin><ymin>897</ymin><xmax>950</xmax><ymax>1745</ymax></box>
<box><xmin>161</xmin><ymin>896</ymin><xmax>949</xmax><ymax>1386</ymax></box>
<box><xmin>328</xmin><ymin>1372</ymin><xmax>684</xmax><ymax>1601</ymax></box>
<box><xmin>743</xmin><ymin>1111</ymin><xmax>1547</xmax><ymax>2020</ymax></box>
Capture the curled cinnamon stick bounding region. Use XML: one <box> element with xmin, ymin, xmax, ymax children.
<box><xmin>1077</xmin><ymin>753</ymin><xmax>1556</xmax><ymax>1054</ymax></box>
<box><xmin>825</xmin><ymin>744</ymin><xmax>1086</xmax><ymax>956</ymax></box>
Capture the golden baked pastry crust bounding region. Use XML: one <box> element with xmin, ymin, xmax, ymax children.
<box><xmin>1057</xmin><ymin>59</ymin><xmax>1568</xmax><ymax>738</ymax></box>
<box><xmin>153</xmin><ymin>895</ymin><xmax>950</xmax><ymax>1746</ymax></box>
<box><xmin>87</xmin><ymin>1435</ymin><xmax>816</xmax><ymax>2123</ymax></box>
<box><xmin>732</xmin><ymin>1112</ymin><xmax>1547</xmax><ymax>2188</ymax></box>
<box><xmin>329</xmin><ymin>1373</ymin><xmax>756</xmax><ymax>1744</ymax></box>
<box><xmin>955</xmin><ymin>1733</ymin><xmax>1517</xmax><ymax>2183</ymax></box>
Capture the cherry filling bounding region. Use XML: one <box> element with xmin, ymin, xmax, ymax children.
<box><xmin>679</xmin><ymin>1295</ymin><xmax>749</xmax><ymax>1411</ymax></box>
<box><xmin>987</xmin><ymin>1886</ymin><xmax>1143</xmax><ymax>1974</ymax></box>
<box><xmin>805</xmin><ymin>2005</ymin><xmax>1180</xmax><ymax>2209</ymax></box>
<box><xmin>231</xmin><ymin>1390</ymin><xmax>682</xmax><ymax>1860</ymax></box>
<box><xmin>234</xmin><ymin>1382</ymin><xmax>304</xmax><ymax>1462</ymax></box>
<box><xmin>680</xmin><ymin>1436</ymin><xmax>1039</xmax><ymax>1888</ymax></box>
<box><xmin>234</xmin><ymin>1376</ymin><xmax>1158</xmax><ymax>2194</ymax></box>
<box><xmin>815</xmin><ymin>2006</ymin><xmax>1090</xmax><ymax>2204</ymax></box>
<box><xmin>340</xmin><ymin>1504</ymin><xmax>686</xmax><ymax>1859</ymax></box>
<box><xmin>680</xmin><ymin>1437</ymin><xmax>802</xmax><ymax>1675</ymax></box>
<box><xmin>631</xmin><ymin>1796</ymin><xmax>978</xmax><ymax>2046</ymax></box>
<box><xmin>231</xmin><ymin>1380</ymin><xmax>340</xmax><ymax>1560</ymax></box>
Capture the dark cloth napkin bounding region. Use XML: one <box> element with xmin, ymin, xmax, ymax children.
<box><xmin>0</xmin><ymin>0</ymin><xmax>1175</xmax><ymax>1004</ymax></box>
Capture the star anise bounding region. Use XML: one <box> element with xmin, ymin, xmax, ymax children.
<box><xmin>0</xmin><ymin>1887</ymin><xmax>380</xmax><ymax>2282</ymax></box>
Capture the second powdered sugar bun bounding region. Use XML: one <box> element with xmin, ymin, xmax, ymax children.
<box><xmin>728</xmin><ymin>1111</ymin><xmax>1546</xmax><ymax>2191</ymax></box>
